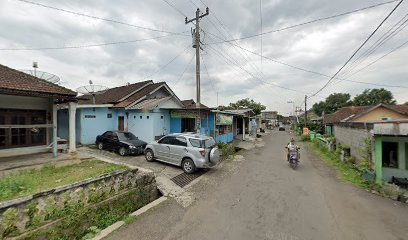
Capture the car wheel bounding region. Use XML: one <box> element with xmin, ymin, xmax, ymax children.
<box><xmin>118</xmin><ymin>147</ymin><xmax>127</xmax><ymax>156</ymax></box>
<box><xmin>97</xmin><ymin>142</ymin><xmax>104</xmax><ymax>150</ymax></box>
<box><xmin>182</xmin><ymin>158</ymin><xmax>196</xmax><ymax>174</ymax></box>
<box><xmin>145</xmin><ymin>149</ymin><xmax>154</xmax><ymax>162</ymax></box>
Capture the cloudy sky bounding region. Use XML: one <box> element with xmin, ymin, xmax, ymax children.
<box><xmin>0</xmin><ymin>0</ymin><xmax>407</xmax><ymax>115</ymax></box>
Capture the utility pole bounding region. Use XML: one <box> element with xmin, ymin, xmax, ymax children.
<box><xmin>304</xmin><ymin>95</ymin><xmax>307</xmax><ymax>123</ymax></box>
<box><xmin>185</xmin><ymin>7</ymin><xmax>209</xmax><ymax>133</ymax></box>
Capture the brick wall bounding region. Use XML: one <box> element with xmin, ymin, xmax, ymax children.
<box><xmin>334</xmin><ymin>125</ymin><xmax>374</xmax><ymax>163</ymax></box>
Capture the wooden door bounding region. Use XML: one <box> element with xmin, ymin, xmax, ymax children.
<box><xmin>118</xmin><ymin>116</ymin><xmax>124</xmax><ymax>131</ymax></box>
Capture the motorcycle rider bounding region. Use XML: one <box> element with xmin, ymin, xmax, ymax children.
<box><xmin>286</xmin><ymin>138</ymin><xmax>300</xmax><ymax>162</ymax></box>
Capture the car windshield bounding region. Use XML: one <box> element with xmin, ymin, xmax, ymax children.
<box><xmin>117</xmin><ymin>132</ymin><xmax>138</xmax><ymax>141</ymax></box>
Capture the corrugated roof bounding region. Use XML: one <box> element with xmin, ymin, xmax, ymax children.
<box><xmin>113</xmin><ymin>82</ymin><xmax>166</xmax><ymax>108</ymax></box>
<box><xmin>0</xmin><ymin>64</ymin><xmax>76</xmax><ymax>97</ymax></box>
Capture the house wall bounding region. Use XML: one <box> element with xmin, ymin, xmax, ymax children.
<box><xmin>76</xmin><ymin>108</ymin><xmax>116</xmax><ymax>145</ymax></box>
<box><xmin>199</xmin><ymin>112</ymin><xmax>215</xmax><ymax>137</ymax></box>
<box><xmin>170</xmin><ymin>118</ymin><xmax>182</xmax><ymax>133</ymax></box>
<box><xmin>127</xmin><ymin>109</ymin><xmax>170</xmax><ymax>142</ymax></box>
<box><xmin>334</xmin><ymin>125</ymin><xmax>373</xmax><ymax>163</ymax></box>
<box><xmin>0</xmin><ymin>94</ymin><xmax>53</xmax><ymax>157</ymax></box>
<box><xmin>379</xmin><ymin>136</ymin><xmax>408</xmax><ymax>182</ymax></box>
<box><xmin>354</xmin><ymin>107</ymin><xmax>406</xmax><ymax>122</ymax></box>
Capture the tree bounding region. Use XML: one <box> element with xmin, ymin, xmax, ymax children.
<box><xmin>404</xmin><ymin>101</ymin><xmax>408</xmax><ymax>106</ymax></box>
<box><xmin>353</xmin><ymin>88</ymin><xmax>396</xmax><ymax>106</ymax></box>
<box><xmin>312</xmin><ymin>93</ymin><xmax>352</xmax><ymax>116</ymax></box>
<box><xmin>226</xmin><ymin>98</ymin><xmax>266</xmax><ymax>115</ymax></box>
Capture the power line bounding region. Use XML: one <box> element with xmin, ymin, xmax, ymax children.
<box><xmin>206</xmin><ymin>0</ymin><xmax>399</xmax><ymax>44</ymax></box>
<box><xmin>339</xmin><ymin>14</ymin><xmax>408</xmax><ymax>79</ymax></box>
<box><xmin>172</xmin><ymin>50</ymin><xmax>195</xmax><ymax>86</ymax></box>
<box><xmin>203</xmin><ymin>29</ymin><xmax>408</xmax><ymax>89</ymax></box>
<box><xmin>142</xmin><ymin>46</ymin><xmax>191</xmax><ymax>80</ymax></box>
<box><xmin>200</xmin><ymin>54</ymin><xmax>217</xmax><ymax>92</ymax></box>
<box><xmin>345</xmin><ymin>38</ymin><xmax>408</xmax><ymax>79</ymax></box>
<box><xmin>162</xmin><ymin>0</ymin><xmax>187</xmax><ymax>18</ymax></box>
<box><xmin>0</xmin><ymin>33</ymin><xmax>186</xmax><ymax>51</ymax></box>
<box><xmin>15</xmin><ymin>0</ymin><xmax>186</xmax><ymax>35</ymax></box>
<box><xmin>308</xmin><ymin>0</ymin><xmax>404</xmax><ymax>98</ymax></box>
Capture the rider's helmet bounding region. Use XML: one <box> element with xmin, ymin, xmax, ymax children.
<box><xmin>290</xmin><ymin>138</ymin><xmax>295</xmax><ymax>143</ymax></box>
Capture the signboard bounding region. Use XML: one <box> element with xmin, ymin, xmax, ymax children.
<box><xmin>171</xmin><ymin>110</ymin><xmax>204</xmax><ymax>119</ymax></box>
<box><xmin>216</xmin><ymin>113</ymin><xmax>233</xmax><ymax>125</ymax></box>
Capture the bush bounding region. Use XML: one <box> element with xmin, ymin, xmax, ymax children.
<box><xmin>300</xmin><ymin>135</ymin><xmax>310</xmax><ymax>142</ymax></box>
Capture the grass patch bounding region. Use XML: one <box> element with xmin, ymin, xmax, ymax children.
<box><xmin>0</xmin><ymin>159</ymin><xmax>128</xmax><ymax>202</ymax></box>
<box><xmin>308</xmin><ymin>142</ymin><xmax>371</xmax><ymax>188</ymax></box>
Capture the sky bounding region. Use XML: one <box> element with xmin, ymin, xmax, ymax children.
<box><xmin>0</xmin><ymin>0</ymin><xmax>407</xmax><ymax>116</ymax></box>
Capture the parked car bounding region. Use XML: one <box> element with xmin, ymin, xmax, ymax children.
<box><xmin>144</xmin><ymin>133</ymin><xmax>220</xmax><ymax>173</ymax></box>
<box><xmin>279</xmin><ymin>125</ymin><xmax>285</xmax><ymax>131</ymax></box>
<box><xmin>95</xmin><ymin>131</ymin><xmax>147</xmax><ymax>156</ymax></box>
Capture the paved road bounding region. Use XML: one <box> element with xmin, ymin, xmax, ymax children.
<box><xmin>106</xmin><ymin>131</ymin><xmax>408</xmax><ymax>240</ymax></box>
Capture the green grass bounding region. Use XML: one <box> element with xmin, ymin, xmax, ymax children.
<box><xmin>0</xmin><ymin>159</ymin><xmax>128</xmax><ymax>202</ymax></box>
<box><xmin>308</xmin><ymin>142</ymin><xmax>370</xmax><ymax>188</ymax></box>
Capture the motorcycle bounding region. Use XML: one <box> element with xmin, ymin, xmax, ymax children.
<box><xmin>288</xmin><ymin>151</ymin><xmax>299</xmax><ymax>169</ymax></box>
<box><xmin>285</xmin><ymin>146</ymin><xmax>300</xmax><ymax>169</ymax></box>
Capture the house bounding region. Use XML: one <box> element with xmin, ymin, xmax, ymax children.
<box><xmin>170</xmin><ymin>99</ymin><xmax>214</xmax><ymax>136</ymax></box>
<box><xmin>323</xmin><ymin>104</ymin><xmax>408</xmax><ymax>171</ymax></box>
<box><xmin>224</xmin><ymin>108</ymin><xmax>256</xmax><ymax>140</ymax></box>
<box><xmin>58</xmin><ymin>80</ymin><xmax>184</xmax><ymax>144</ymax></box>
<box><xmin>373</xmin><ymin>120</ymin><xmax>408</xmax><ymax>184</ymax></box>
<box><xmin>0</xmin><ymin>64</ymin><xmax>77</xmax><ymax>157</ymax></box>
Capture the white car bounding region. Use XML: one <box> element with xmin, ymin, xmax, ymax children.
<box><xmin>144</xmin><ymin>133</ymin><xmax>220</xmax><ymax>173</ymax></box>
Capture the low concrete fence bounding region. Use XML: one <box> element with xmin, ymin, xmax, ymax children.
<box><xmin>0</xmin><ymin>169</ymin><xmax>160</xmax><ymax>239</ymax></box>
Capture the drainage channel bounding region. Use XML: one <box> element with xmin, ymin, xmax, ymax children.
<box><xmin>170</xmin><ymin>171</ymin><xmax>206</xmax><ymax>188</ymax></box>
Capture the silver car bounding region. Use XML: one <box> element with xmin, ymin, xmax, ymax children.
<box><xmin>144</xmin><ymin>133</ymin><xmax>220</xmax><ymax>173</ymax></box>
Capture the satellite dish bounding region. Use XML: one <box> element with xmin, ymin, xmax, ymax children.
<box><xmin>76</xmin><ymin>80</ymin><xmax>109</xmax><ymax>104</ymax></box>
<box><xmin>20</xmin><ymin>70</ymin><xmax>61</xmax><ymax>84</ymax></box>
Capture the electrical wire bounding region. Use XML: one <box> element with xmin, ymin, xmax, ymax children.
<box><xmin>142</xmin><ymin>45</ymin><xmax>191</xmax><ymax>80</ymax></box>
<box><xmin>308</xmin><ymin>0</ymin><xmax>404</xmax><ymax>98</ymax></box>
<box><xmin>15</xmin><ymin>0</ymin><xmax>186</xmax><ymax>35</ymax></box>
<box><xmin>0</xmin><ymin>33</ymin><xmax>186</xmax><ymax>51</ymax></box>
<box><xmin>206</xmin><ymin>0</ymin><xmax>399</xmax><ymax>44</ymax></box>
<box><xmin>203</xmin><ymin>29</ymin><xmax>408</xmax><ymax>89</ymax></box>
<box><xmin>162</xmin><ymin>0</ymin><xmax>187</xmax><ymax>18</ymax></box>
<box><xmin>172</xmin><ymin>50</ymin><xmax>195</xmax><ymax>86</ymax></box>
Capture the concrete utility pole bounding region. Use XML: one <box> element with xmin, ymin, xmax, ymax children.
<box><xmin>304</xmin><ymin>95</ymin><xmax>307</xmax><ymax>123</ymax></box>
<box><xmin>186</xmin><ymin>7</ymin><xmax>209</xmax><ymax>132</ymax></box>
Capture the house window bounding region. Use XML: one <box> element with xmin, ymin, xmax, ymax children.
<box><xmin>140</xmin><ymin>116</ymin><xmax>142</xmax><ymax>119</ymax></box>
<box><xmin>84</xmin><ymin>115</ymin><xmax>96</xmax><ymax>118</ymax></box>
<box><xmin>161</xmin><ymin>116</ymin><xmax>164</xmax><ymax>119</ymax></box>
<box><xmin>382</xmin><ymin>142</ymin><xmax>398</xmax><ymax>168</ymax></box>
<box><xmin>107</xmin><ymin>113</ymin><xmax>112</xmax><ymax>118</ymax></box>
<box><xmin>147</xmin><ymin>116</ymin><xmax>150</xmax><ymax>119</ymax></box>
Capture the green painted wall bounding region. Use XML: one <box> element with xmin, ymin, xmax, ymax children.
<box><xmin>375</xmin><ymin>136</ymin><xmax>382</xmax><ymax>184</ymax></box>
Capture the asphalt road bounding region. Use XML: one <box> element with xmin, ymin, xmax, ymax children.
<box><xmin>106</xmin><ymin>130</ymin><xmax>408</xmax><ymax>240</ymax></box>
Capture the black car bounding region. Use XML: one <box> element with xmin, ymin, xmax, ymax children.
<box><xmin>95</xmin><ymin>131</ymin><xmax>147</xmax><ymax>156</ymax></box>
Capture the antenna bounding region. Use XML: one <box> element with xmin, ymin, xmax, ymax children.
<box><xmin>76</xmin><ymin>80</ymin><xmax>109</xmax><ymax>104</ymax></box>
<box><xmin>20</xmin><ymin>62</ymin><xmax>60</xmax><ymax>84</ymax></box>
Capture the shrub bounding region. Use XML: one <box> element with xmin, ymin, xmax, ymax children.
<box><xmin>300</xmin><ymin>135</ymin><xmax>310</xmax><ymax>142</ymax></box>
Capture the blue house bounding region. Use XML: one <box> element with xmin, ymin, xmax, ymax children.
<box><xmin>168</xmin><ymin>100</ymin><xmax>242</xmax><ymax>143</ymax></box>
<box><xmin>58</xmin><ymin>80</ymin><xmax>184</xmax><ymax>144</ymax></box>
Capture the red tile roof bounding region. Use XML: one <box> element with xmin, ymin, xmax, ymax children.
<box><xmin>78</xmin><ymin>80</ymin><xmax>153</xmax><ymax>104</ymax></box>
<box><xmin>324</xmin><ymin>104</ymin><xmax>408</xmax><ymax>124</ymax></box>
<box><xmin>0</xmin><ymin>64</ymin><xmax>76</xmax><ymax>97</ymax></box>
<box><xmin>323</xmin><ymin>106</ymin><xmax>370</xmax><ymax>124</ymax></box>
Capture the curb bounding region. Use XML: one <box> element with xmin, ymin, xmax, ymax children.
<box><xmin>92</xmin><ymin>196</ymin><xmax>168</xmax><ymax>240</ymax></box>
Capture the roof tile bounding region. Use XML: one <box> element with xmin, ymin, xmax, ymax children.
<box><xmin>0</xmin><ymin>64</ymin><xmax>76</xmax><ymax>97</ymax></box>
